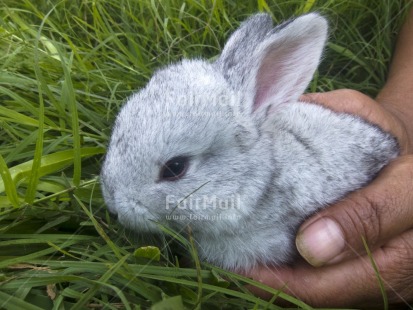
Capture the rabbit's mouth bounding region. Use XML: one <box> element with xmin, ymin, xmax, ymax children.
<box><xmin>117</xmin><ymin>206</ymin><xmax>161</xmax><ymax>233</ymax></box>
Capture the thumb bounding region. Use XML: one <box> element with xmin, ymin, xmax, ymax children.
<box><xmin>295</xmin><ymin>156</ymin><xmax>413</xmax><ymax>267</ymax></box>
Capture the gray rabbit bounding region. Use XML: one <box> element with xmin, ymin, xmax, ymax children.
<box><xmin>100</xmin><ymin>13</ymin><xmax>399</xmax><ymax>270</ymax></box>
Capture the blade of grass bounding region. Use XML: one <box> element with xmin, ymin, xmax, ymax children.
<box><xmin>0</xmin><ymin>86</ymin><xmax>57</xmax><ymax>128</ymax></box>
<box><xmin>299</xmin><ymin>0</ymin><xmax>316</xmax><ymax>13</ymax></box>
<box><xmin>0</xmin><ymin>153</ymin><xmax>20</xmax><ymax>208</ymax></box>
<box><xmin>56</xmin><ymin>46</ymin><xmax>82</xmax><ymax>187</ymax></box>
<box><xmin>0</xmin><ymin>147</ymin><xmax>105</xmax><ymax>194</ymax></box>
<box><xmin>0</xmin><ymin>291</ymin><xmax>43</xmax><ymax>310</ymax></box>
<box><xmin>74</xmin><ymin>254</ymin><xmax>132</xmax><ymax>309</ymax></box>
<box><xmin>5</xmin><ymin>6</ymin><xmax>60</xmax><ymax>204</ymax></box>
<box><xmin>187</xmin><ymin>227</ymin><xmax>202</xmax><ymax>309</ymax></box>
<box><xmin>74</xmin><ymin>195</ymin><xmax>123</xmax><ymax>259</ymax></box>
<box><xmin>0</xmin><ymin>247</ymin><xmax>70</xmax><ymax>269</ymax></box>
<box><xmin>0</xmin><ymin>106</ymin><xmax>39</xmax><ymax>127</ymax></box>
<box><xmin>362</xmin><ymin>236</ymin><xmax>388</xmax><ymax>310</ymax></box>
<box><xmin>25</xmin><ymin>23</ymin><xmax>46</xmax><ymax>203</ymax></box>
<box><xmin>151</xmin><ymin>295</ymin><xmax>184</xmax><ymax>310</ymax></box>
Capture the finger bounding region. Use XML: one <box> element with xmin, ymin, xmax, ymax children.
<box><xmin>247</xmin><ymin>229</ymin><xmax>413</xmax><ymax>308</ymax></box>
<box><xmin>295</xmin><ymin>155</ymin><xmax>413</xmax><ymax>267</ymax></box>
<box><xmin>300</xmin><ymin>89</ymin><xmax>411</xmax><ymax>154</ymax></box>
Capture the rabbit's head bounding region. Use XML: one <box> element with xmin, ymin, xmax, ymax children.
<box><xmin>101</xmin><ymin>13</ymin><xmax>327</xmax><ymax>236</ymax></box>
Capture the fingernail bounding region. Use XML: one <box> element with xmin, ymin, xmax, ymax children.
<box><xmin>296</xmin><ymin>218</ymin><xmax>345</xmax><ymax>267</ymax></box>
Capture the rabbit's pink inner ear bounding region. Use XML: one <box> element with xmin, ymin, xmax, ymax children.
<box><xmin>253</xmin><ymin>52</ymin><xmax>286</xmax><ymax>110</ymax></box>
<box><xmin>253</xmin><ymin>58</ymin><xmax>285</xmax><ymax>110</ymax></box>
<box><xmin>251</xmin><ymin>36</ymin><xmax>322</xmax><ymax>111</ymax></box>
<box><xmin>254</xmin><ymin>72</ymin><xmax>308</xmax><ymax>110</ymax></box>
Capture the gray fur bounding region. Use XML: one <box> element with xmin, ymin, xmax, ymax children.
<box><xmin>100</xmin><ymin>13</ymin><xmax>399</xmax><ymax>271</ymax></box>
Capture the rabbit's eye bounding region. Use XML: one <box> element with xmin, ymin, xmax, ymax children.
<box><xmin>160</xmin><ymin>156</ymin><xmax>189</xmax><ymax>181</ymax></box>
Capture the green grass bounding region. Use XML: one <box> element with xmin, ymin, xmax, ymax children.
<box><xmin>0</xmin><ymin>0</ymin><xmax>411</xmax><ymax>308</ymax></box>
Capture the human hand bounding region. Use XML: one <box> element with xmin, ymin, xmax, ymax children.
<box><xmin>247</xmin><ymin>89</ymin><xmax>413</xmax><ymax>308</ymax></box>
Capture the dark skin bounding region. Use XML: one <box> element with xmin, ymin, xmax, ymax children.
<box><xmin>246</xmin><ymin>8</ymin><xmax>413</xmax><ymax>308</ymax></box>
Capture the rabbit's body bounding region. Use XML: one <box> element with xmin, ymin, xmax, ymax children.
<box><xmin>195</xmin><ymin>102</ymin><xmax>398</xmax><ymax>269</ymax></box>
<box><xmin>101</xmin><ymin>13</ymin><xmax>399</xmax><ymax>270</ymax></box>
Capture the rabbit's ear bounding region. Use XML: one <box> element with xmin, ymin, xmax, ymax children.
<box><xmin>218</xmin><ymin>13</ymin><xmax>327</xmax><ymax>115</ymax></box>
<box><xmin>251</xmin><ymin>13</ymin><xmax>327</xmax><ymax>111</ymax></box>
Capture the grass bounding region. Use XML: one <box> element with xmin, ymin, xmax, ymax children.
<box><xmin>0</xmin><ymin>0</ymin><xmax>411</xmax><ymax>308</ymax></box>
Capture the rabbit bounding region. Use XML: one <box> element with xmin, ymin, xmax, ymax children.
<box><xmin>100</xmin><ymin>13</ymin><xmax>399</xmax><ymax>271</ymax></box>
